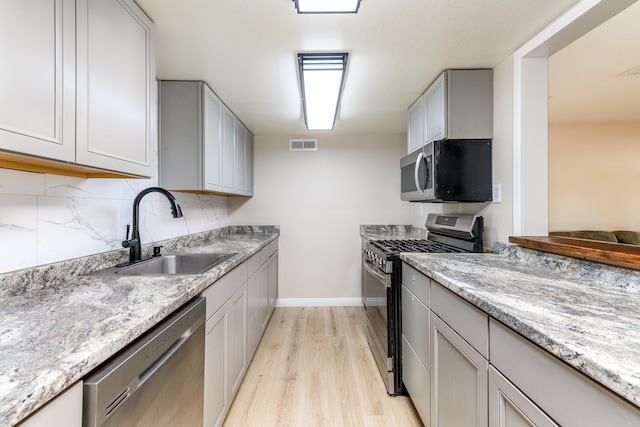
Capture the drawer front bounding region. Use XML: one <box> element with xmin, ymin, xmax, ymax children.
<box><xmin>402</xmin><ymin>262</ymin><xmax>430</xmax><ymax>306</ymax></box>
<box><xmin>402</xmin><ymin>335</ymin><xmax>430</xmax><ymax>424</ymax></box>
<box><xmin>431</xmin><ymin>281</ymin><xmax>488</xmax><ymax>358</ymax></box>
<box><xmin>269</xmin><ymin>239</ymin><xmax>278</xmax><ymax>256</ymax></box>
<box><xmin>401</xmin><ymin>284</ymin><xmax>430</xmax><ymax>368</ymax></box>
<box><xmin>201</xmin><ymin>262</ymin><xmax>247</xmax><ymax>319</ymax></box>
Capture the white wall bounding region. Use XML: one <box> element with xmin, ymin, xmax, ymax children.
<box><xmin>227</xmin><ymin>134</ymin><xmax>411</xmax><ymax>303</ymax></box>
<box><xmin>0</xmin><ymin>168</ymin><xmax>228</xmax><ymax>274</ymax></box>
<box><xmin>549</xmin><ymin>122</ymin><xmax>640</xmax><ymax>231</ymax></box>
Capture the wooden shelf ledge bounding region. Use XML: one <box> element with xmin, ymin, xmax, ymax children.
<box><xmin>509</xmin><ymin>235</ymin><xmax>640</xmax><ymax>270</ymax></box>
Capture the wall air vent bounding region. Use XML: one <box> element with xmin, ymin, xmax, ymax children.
<box><xmin>289</xmin><ymin>139</ymin><xmax>318</xmax><ymax>151</ymax></box>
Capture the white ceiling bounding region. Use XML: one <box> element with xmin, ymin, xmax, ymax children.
<box><xmin>549</xmin><ymin>1</ymin><xmax>640</xmax><ymax>123</ymax></box>
<box><xmin>136</xmin><ymin>0</ymin><xmax>582</xmax><ymax>136</ymax></box>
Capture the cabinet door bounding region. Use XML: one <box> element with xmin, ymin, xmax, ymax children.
<box><xmin>234</xmin><ymin>122</ymin><xmax>245</xmax><ymax>192</ymax></box>
<box><xmin>244</xmin><ymin>131</ymin><xmax>254</xmax><ymax>196</ymax></box>
<box><xmin>407</xmin><ymin>97</ymin><xmax>424</xmax><ymax>154</ymax></box>
<box><xmin>229</xmin><ymin>284</ymin><xmax>248</xmax><ymax>399</ymax></box>
<box><xmin>222</xmin><ymin>107</ymin><xmax>236</xmax><ymax>192</ymax></box>
<box><xmin>489</xmin><ymin>366</ymin><xmax>558</xmax><ymax>427</ymax></box>
<box><xmin>204</xmin><ymin>306</ymin><xmax>230</xmax><ymax>427</ymax></box>
<box><xmin>401</xmin><ymin>285</ymin><xmax>430</xmax><ymax>367</ymax></box>
<box><xmin>425</xmin><ymin>73</ymin><xmax>446</xmax><ymax>144</ymax></box>
<box><xmin>203</xmin><ymin>85</ymin><xmax>223</xmax><ymax>192</ymax></box>
<box><xmin>75</xmin><ymin>0</ymin><xmax>154</xmax><ymax>177</ymax></box>
<box><xmin>19</xmin><ymin>382</ymin><xmax>83</xmax><ymax>427</ymax></box>
<box><xmin>431</xmin><ymin>312</ymin><xmax>488</xmax><ymax>427</ymax></box>
<box><xmin>258</xmin><ymin>262</ymin><xmax>270</xmax><ymax>331</ymax></box>
<box><xmin>0</xmin><ymin>0</ymin><xmax>76</xmax><ymax>162</ymax></box>
<box><xmin>268</xmin><ymin>251</ymin><xmax>278</xmax><ymax>315</ymax></box>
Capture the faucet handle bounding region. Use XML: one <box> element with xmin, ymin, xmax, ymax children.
<box><xmin>122</xmin><ymin>224</ymin><xmax>137</xmax><ymax>249</ymax></box>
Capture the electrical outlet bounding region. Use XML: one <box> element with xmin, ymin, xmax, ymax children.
<box><xmin>492</xmin><ymin>184</ymin><xmax>502</xmax><ymax>204</ymax></box>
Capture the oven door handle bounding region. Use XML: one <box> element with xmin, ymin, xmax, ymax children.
<box><xmin>364</xmin><ymin>260</ymin><xmax>391</xmax><ymax>288</ymax></box>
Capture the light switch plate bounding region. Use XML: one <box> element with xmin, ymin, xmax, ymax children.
<box><xmin>492</xmin><ymin>184</ymin><xmax>502</xmax><ymax>203</ymax></box>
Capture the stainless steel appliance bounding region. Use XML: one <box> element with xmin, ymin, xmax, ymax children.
<box><xmin>400</xmin><ymin>139</ymin><xmax>492</xmax><ymax>202</ymax></box>
<box><xmin>83</xmin><ymin>298</ymin><xmax>206</xmax><ymax>427</ymax></box>
<box><xmin>362</xmin><ymin>214</ymin><xmax>484</xmax><ymax>395</ymax></box>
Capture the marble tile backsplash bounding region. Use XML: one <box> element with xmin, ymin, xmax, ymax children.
<box><xmin>0</xmin><ymin>169</ymin><xmax>229</xmax><ymax>274</ymax></box>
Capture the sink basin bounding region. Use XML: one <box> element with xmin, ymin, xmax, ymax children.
<box><xmin>114</xmin><ymin>253</ymin><xmax>236</xmax><ymax>275</ymax></box>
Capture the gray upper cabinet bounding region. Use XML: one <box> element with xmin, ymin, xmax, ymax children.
<box><xmin>159</xmin><ymin>81</ymin><xmax>223</xmax><ymax>193</ymax></box>
<box><xmin>407</xmin><ymin>69</ymin><xmax>493</xmax><ymax>154</ymax></box>
<box><xmin>0</xmin><ymin>0</ymin><xmax>154</xmax><ymax>178</ymax></box>
<box><xmin>159</xmin><ymin>81</ymin><xmax>253</xmax><ymax>196</ymax></box>
<box><xmin>222</xmin><ymin>107</ymin><xmax>237</xmax><ymax>194</ymax></box>
<box><xmin>75</xmin><ymin>0</ymin><xmax>155</xmax><ymax>177</ymax></box>
<box><xmin>407</xmin><ymin>97</ymin><xmax>424</xmax><ymax>154</ymax></box>
<box><xmin>0</xmin><ymin>0</ymin><xmax>76</xmax><ymax>163</ymax></box>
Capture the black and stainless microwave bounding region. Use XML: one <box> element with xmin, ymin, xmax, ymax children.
<box><xmin>400</xmin><ymin>139</ymin><xmax>492</xmax><ymax>202</ymax></box>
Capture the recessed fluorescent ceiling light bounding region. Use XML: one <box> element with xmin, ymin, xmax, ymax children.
<box><xmin>293</xmin><ymin>0</ymin><xmax>361</xmax><ymax>14</ymax></box>
<box><xmin>298</xmin><ymin>53</ymin><xmax>348</xmax><ymax>131</ymax></box>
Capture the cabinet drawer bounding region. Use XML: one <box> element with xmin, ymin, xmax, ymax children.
<box><xmin>247</xmin><ymin>247</ymin><xmax>269</xmax><ymax>276</ymax></box>
<box><xmin>201</xmin><ymin>262</ymin><xmax>247</xmax><ymax>319</ymax></box>
<box><xmin>402</xmin><ymin>335</ymin><xmax>430</xmax><ymax>424</ymax></box>
<box><xmin>269</xmin><ymin>239</ymin><xmax>278</xmax><ymax>257</ymax></box>
<box><xmin>431</xmin><ymin>281</ymin><xmax>488</xmax><ymax>358</ymax></box>
<box><xmin>401</xmin><ymin>285</ymin><xmax>430</xmax><ymax>368</ymax></box>
<box><xmin>402</xmin><ymin>262</ymin><xmax>430</xmax><ymax>306</ymax></box>
<box><xmin>490</xmin><ymin>319</ymin><xmax>640</xmax><ymax>426</ymax></box>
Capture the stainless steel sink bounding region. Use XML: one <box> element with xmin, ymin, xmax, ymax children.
<box><xmin>114</xmin><ymin>253</ymin><xmax>236</xmax><ymax>275</ymax></box>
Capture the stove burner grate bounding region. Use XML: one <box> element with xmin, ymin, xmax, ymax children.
<box><xmin>371</xmin><ymin>239</ymin><xmax>466</xmax><ymax>255</ymax></box>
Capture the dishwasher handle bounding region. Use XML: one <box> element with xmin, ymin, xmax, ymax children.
<box><xmin>138</xmin><ymin>334</ymin><xmax>189</xmax><ymax>388</ymax></box>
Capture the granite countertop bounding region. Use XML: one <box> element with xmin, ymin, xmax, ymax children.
<box><xmin>401</xmin><ymin>243</ymin><xmax>640</xmax><ymax>409</ymax></box>
<box><xmin>360</xmin><ymin>224</ymin><xmax>429</xmax><ymax>241</ymax></box>
<box><xmin>0</xmin><ymin>226</ymin><xmax>279</xmax><ymax>426</ymax></box>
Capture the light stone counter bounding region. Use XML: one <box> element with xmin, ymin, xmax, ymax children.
<box><xmin>360</xmin><ymin>225</ymin><xmax>429</xmax><ymax>241</ymax></box>
<box><xmin>0</xmin><ymin>226</ymin><xmax>279</xmax><ymax>426</ymax></box>
<box><xmin>401</xmin><ymin>242</ymin><xmax>640</xmax><ymax>409</ymax></box>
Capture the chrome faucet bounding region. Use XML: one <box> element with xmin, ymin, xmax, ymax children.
<box><xmin>122</xmin><ymin>187</ymin><xmax>183</xmax><ymax>264</ymax></box>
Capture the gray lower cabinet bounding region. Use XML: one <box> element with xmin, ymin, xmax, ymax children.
<box><xmin>268</xmin><ymin>242</ymin><xmax>279</xmax><ymax>316</ymax></box>
<box><xmin>201</xmin><ymin>239</ymin><xmax>278</xmax><ymax>427</ymax></box>
<box><xmin>401</xmin><ymin>262</ymin><xmax>431</xmax><ymax>423</ymax></box>
<box><xmin>402</xmin><ymin>261</ymin><xmax>640</xmax><ymax>427</ymax></box>
<box><xmin>489</xmin><ymin>366</ymin><xmax>558</xmax><ymax>427</ymax></box>
<box><xmin>490</xmin><ymin>319</ymin><xmax>640</xmax><ymax>427</ymax></box>
<box><xmin>431</xmin><ymin>312</ymin><xmax>488</xmax><ymax>427</ymax></box>
<box><xmin>17</xmin><ymin>382</ymin><xmax>83</xmax><ymax>427</ymax></box>
<box><xmin>430</xmin><ymin>279</ymin><xmax>489</xmax><ymax>427</ymax></box>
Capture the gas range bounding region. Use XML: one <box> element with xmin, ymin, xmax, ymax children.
<box><xmin>362</xmin><ymin>214</ymin><xmax>484</xmax><ymax>395</ymax></box>
<box><xmin>364</xmin><ymin>214</ymin><xmax>484</xmax><ymax>276</ymax></box>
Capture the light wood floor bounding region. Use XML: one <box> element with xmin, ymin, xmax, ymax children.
<box><xmin>223</xmin><ymin>306</ymin><xmax>424</xmax><ymax>427</ymax></box>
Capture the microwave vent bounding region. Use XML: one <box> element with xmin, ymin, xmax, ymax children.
<box><xmin>289</xmin><ymin>139</ymin><xmax>317</xmax><ymax>151</ymax></box>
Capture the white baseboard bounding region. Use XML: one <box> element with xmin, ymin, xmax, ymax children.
<box><xmin>275</xmin><ymin>297</ymin><xmax>363</xmax><ymax>307</ymax></box>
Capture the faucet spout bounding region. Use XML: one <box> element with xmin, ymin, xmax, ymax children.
<box><xmin>123</xmin><ymin>187</ymin><xmax>183</xmax><ymax>264</ymax></box>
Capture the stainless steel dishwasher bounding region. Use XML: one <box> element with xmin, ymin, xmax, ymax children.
<box><xmin>83</xmin><ymin>298</ymin><xmax>205</xmax><ymax>427</ymax></box>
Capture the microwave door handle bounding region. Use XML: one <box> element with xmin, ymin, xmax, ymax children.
<box><xmin>414</xmin><ymin>151</ymin><xmax>425</xmax><ymax>195</ymax></box>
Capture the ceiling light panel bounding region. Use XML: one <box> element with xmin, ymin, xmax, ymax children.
<box><xmin>298</xmin><ymin>53</ymin><xmax>348</xmax><ymax>131</ymax></box>
<box><xmin>294</xmin><ymin>0</ymin><xmax>361</xmax><ymax>14</ymax></box>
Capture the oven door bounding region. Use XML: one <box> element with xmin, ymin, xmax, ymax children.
<box><xmin>362</xmin><ymin>259</ymin><xmax>395</xmax><ymax>394</ymax></box>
